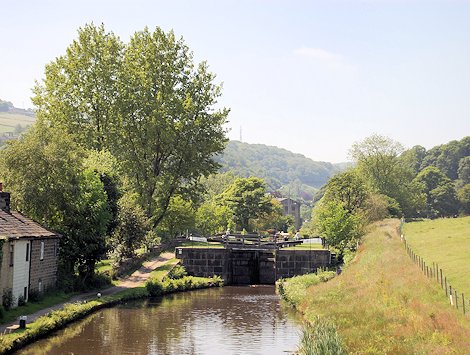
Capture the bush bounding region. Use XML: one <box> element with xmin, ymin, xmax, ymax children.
<box><xmin>167</xmin><ymin>265</ymin><xmax>187</xmax><ymax>280</ymax></box>
<box><xmin>0</xmin><ymin>304</ymin><xmax>4</xmax><ymax>320</ymax></box>
<box><xmin>299</xmin><ymin>317</ymin><xmax>347</xmax><ymax>355</ymax></box>
<box><xmin>28</xmin><ymin>289</ymin><xmax>43</xmax><ymax>302</ymax></box>
<box><xmin>17</xmin><ymin>295</ymin><xmax>26</xmax><ymax>307</ymax></box>
<box><xmin>2</xmin><ymin>289</ymin><xmax>14</xmax><ymax>311</ymax></box>
<box><xmin>87</xmin><ymin>273</ymin><xmax>112</xmax><ymax>289</ymax></box>
<box><xmin>146</xmin><ymin>279</ymin><xmax>165</xmax><ymax>296</ymax></box>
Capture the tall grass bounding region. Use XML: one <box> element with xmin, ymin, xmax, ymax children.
<box><xmin>277</xmin><ymin>270</ymin><xmax>336</xmax><ymax>307</ymax></box>
<box><xmin>299</xmin><ymin>317</ymin><xmax>347</xmax><ymax>355</ymax></box>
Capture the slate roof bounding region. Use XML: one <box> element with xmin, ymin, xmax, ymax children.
<box><xmin>0</xmin><ymin>210</ymin><xmax>58</xmax><ymax>239</ymax></box>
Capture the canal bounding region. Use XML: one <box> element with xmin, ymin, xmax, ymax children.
<box><xmin>20</xmin><ymin>286</ymin><xmax>301</xmax><ymax>354</ymax></box>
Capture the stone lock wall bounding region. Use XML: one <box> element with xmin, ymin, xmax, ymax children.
<box><xmin>176</xmin><ymin>247</ymin><xmax>331</xmax><ymax>284</ymax></box>
<box><xmin>175</xmin><ymin>248</ymin><xmax>229</xmax><ymax>280</ymax></box>
<box><xmin>275</xmin><ymin>249</ymin><xmax>331</xmax><ymax>279</ymax></box>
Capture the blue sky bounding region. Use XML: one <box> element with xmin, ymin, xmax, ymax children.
<box><xmin>1</xmin><ymin>1</ymin><xmax>469</xmax><ymax>162</ymax></box>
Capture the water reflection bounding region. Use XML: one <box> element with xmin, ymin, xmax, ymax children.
<box><xmin>20</xmin><ymin>286</ymin><xmax>300</xmax><ymax>354</ymax></box>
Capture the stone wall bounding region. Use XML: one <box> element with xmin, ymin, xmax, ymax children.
<box><xmin>276</xmin><ymin>249</ymin><xmax>331</xmax><ymax>279</ymax></box>
<box><xmin>29</xmin><ymin>238</ymin><xmax>59</xmax><ymax>293</ymax></box>
<box><xmin>175</xmin><ymin>248</ymin><xmax>229</xmax><ymax>280</ymax></box>
<box><xmin>176</xmin><ymin>247</ymin><xmax>331</xmax><ymax>284</ymax></box>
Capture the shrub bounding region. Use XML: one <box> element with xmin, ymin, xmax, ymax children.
<box><xmin>0</xmin><ymin>304</ymin><xmax>4</xmax><ymax>320</ymax></box>
<box><xmin>17</xmin><ymin>295</ymin><xmax>26</xmax><ymax>307</ymax></box>
<box><xmin>2</xmin><ymin>289</ymin><xmax>14</xmax><ymax>311</ymax></box>
<box><xmin>87</xmin><ymin>273</ymin><xmax>112</xmax><ymax>289</ymax></box>
<box><xmin>28</xmin><ymin>289</ymin><xmax>42</xmax><ymax>302</ymax></box>
<box><xmin>146</xmin><ymin>279</ymin><xmax>165</xmax><ymax>296</ymax></box>
<box><xmin>299</xmin><ymin>317</ymin><xmax>347</xmax><ymax>355</ymax></box>
<box><xmin>167</xmin><ymin>265</ymin><xmax>187</xmax><ymax>280</ymax></box>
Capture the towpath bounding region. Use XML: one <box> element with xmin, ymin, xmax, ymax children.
<box><xmin>0</xmin><ymin>252</ymin><xmax>175</xmax><ymax>334</ymax></box>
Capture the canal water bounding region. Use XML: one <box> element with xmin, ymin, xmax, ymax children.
<box><xmin>20</xmin><ymin>286</ymin><xmax>301</xmax><ymax>354</ymax></box>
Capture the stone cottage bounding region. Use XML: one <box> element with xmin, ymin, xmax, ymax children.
<box><xmin>0</xmin><ymin>185</ymin><xmax>60</xmax><ymax>307</ymax></box>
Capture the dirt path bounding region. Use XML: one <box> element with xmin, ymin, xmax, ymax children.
<box><xmin>0</xmin><ymin>252</ymin><xmax>175</xmax><ymax>334</ymax></box>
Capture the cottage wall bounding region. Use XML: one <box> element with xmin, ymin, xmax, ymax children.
<box><xmin>12</xmin><ymin>239</ymin><xmax>30</xmax><ymax>305</ymax></box>
<box><xmin>29</xmin><ymin>238</ymin><xmax>59</xmax><ymax>293</ymax></box>
<box><xmin>0</xmin><ymin>240</ymin><xmax>13</xmax><ymax>300</ymax></box>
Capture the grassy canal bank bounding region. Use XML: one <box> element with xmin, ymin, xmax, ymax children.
<box><xmin>278</xmin><ymin>219</ymin><xmax>470</xmax><ymax>353</ymax></box>
<box><xmin>0</xmin><ymin>261</ymin><xmax>223</xmax><ymax>354</ymax></box>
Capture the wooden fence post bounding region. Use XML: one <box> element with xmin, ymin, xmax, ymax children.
<box><xmin>455</xmin><ymin>290</ymin><xmax>459</xmax><ymax>310</ymax></box>
<box><xmin>440</xmin><ymin>269</ymin><xmax>443</xmax><ymax>288</ymax></box>
<box><xmin>462</xmin><ymin>293</ymin><xmax>466</xmax><ymax>315</ymax></box>
<box><xmin>445</xmin><ymin>278</ymin><xmax>448</xmax><ymax>296</ymax></box>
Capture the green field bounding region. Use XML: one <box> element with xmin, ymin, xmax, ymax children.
<box><xmin>404</xmin><ymin>216</ymin><xmax>470</xmax><ymax>297</ymax></box>
<box><xmin>0</xmin><ymin>112</ymin><xmax>35</xmax><ymax>132</ymax></box>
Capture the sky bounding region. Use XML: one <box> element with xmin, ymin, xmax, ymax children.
<box><xmin>1</xmin><ymin>1</ymin><xmax>469</xmax><ymax>163</ymax></box>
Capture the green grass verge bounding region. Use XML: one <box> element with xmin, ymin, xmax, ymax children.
<box><xmin>0</xmin><ymin>292</ymin><xmax>73</xmax><ymax>325</ymax></box>
<box><xmin>404</xmin><ymin>216</ymin><xmax>470</xmax><ymax>296</ymax></box>
<box><xmin>286</xmin><ymin>219</ymin><xmax>470</xmax><ymax>353</ymax></box>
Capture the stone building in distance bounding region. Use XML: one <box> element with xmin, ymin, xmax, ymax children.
<box><xmin>276</xmin><ymin>197</ymin><xmax>302</xmax><ymax>230</ymax></box>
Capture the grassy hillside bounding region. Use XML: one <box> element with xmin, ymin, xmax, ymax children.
<box><xmin>289</xmin><ymin>219</ymin><xmax>470</xmax><ymax>353</ymax></box>
<box><xmin>216</xmin><ymin>141</ymin><xmax>347</xmax><ymax>199</ymax></box>
<box><xmin>0</xmin><ymin>112</ymin><xmax>35</xmax><ymax>131</ymax></box>
<box><xmin>404</xmin><ymin>217</ymin><xmax>470</xmax><ymax>296</ymax></box>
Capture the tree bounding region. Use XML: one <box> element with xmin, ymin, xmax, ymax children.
<box><xmin>110</xmin><ymin>193</ymin><xmax>149</xmax><ymax>260</ymax></box>
<box><xmin>349</xmin><ymin>134</ymin><xmax>404</xmax><ymax>196</ymax></box>
<box><xmin>458</xmin><ymin>156</ymin><xmax>470</xmax><ymax>184</ymax></box>
<box><xmin>0</xmin><ymin>123</ymin><xmax>112</xmax><ymax>283</ymax></box>
<box><xmin>32</xmin><ymin>23</ymin><xmax>123</xmax><ymax>150</ymax></box>
<box><xmin>253</xmin><ymin>199</ymin><xmax>294</xmax><ymax>232</ymax></box>
<box><xmin>322</xmin><ymin>170</ymin><xmax>369</xmax><ymax>214</ymax></box>
<box><xmin>349</xmin><ymin>134</ymin><xmax>424</xmax><ymax>216</ymax></box>
<box><xmin>156</xmin><ymin>195</ymin><xmax>195</xmax><ymax>240</ymax></box>
<box><xmin>313</xmin><ymin>200</ymin><xmax>362</xmax><ymax>253</ymax></box>
<box><xmin>32</xmin><ymin>23</ymin><xmax>229</xmax><ymax>231</ymax></box>
<box><xmin>195</xmin><ymin>201</ymin><xmax>232</xmax><ymax>237</ymax></box>
<box><xmin>413</xmin><ymin>166</ymin><xmax>459</xmax><ymax>217</ymax></box>
<box><xmin>220</xmin><ymin>177</ymin><xmax>272</xmax><ymax>231</ymax></box>
<box><xmin>116</xmin><ymin>27</ymin><xmax>228</xmax><ymax>222</ymax></box>
<box><xmin>457</xmin><ymin>184</ymin><xmax>470</xmax><ymax>214</ymax></box>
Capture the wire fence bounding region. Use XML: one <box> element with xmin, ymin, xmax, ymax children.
<box><xmin>400</xmin><ymin>220</ymin><xmax>468</xmax><ymax>316</ymax></box>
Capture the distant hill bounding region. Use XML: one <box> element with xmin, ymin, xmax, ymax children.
<box><xmin>215</xmin><ymin>140</ymin><xmax>349</xmax><ymax>200</ymax></box>
<box><xmin>0</xmin><ymin>99</ymin><xmax>35</xmax><ymax>146</ymax></box>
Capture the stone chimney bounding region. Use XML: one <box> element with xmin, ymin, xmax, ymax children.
<box><xmin>0</xmin><ymin>182</ymin><xmax>11</xmax><ymax>213</ymax></box>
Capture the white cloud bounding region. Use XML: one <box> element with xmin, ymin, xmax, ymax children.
<box><xmin>293</xmin><ymin>47</ymin><xmax>342</xmax><ymax>61</ymax></box>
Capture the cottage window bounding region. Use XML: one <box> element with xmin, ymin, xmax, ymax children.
<box><xmin>9</xmin><ymin>244</ymin><xmax>14</xmax><ymax>266</ymax></box>
<box><xmin>40</xmin><ymin>241</ymin><xmax>44</xmax><ymax>260</ymax></box>
<box><xmin>26</xmin><ymin>242</ymin><xmax>29</xmax><ymax>262</ymax></box>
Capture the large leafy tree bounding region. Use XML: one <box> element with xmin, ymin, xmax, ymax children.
<box><xmin>116</xmin><ymin>27</ymin><xmax>228</xmax><ymax>222</ymax></box>
<box><xmin>349</xmin><ymin>134</ymin><xmax>424</xmax><ymax>216</ymax></box>
<box><xmin>220</xmin><ymin>177</ymin><xmax>272</xmax><ymax>231</ymax></box>
<box><xmin>32</xmin><ymin>23</ymin><xmax>229</xmax><ymax>230</ymax></box>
